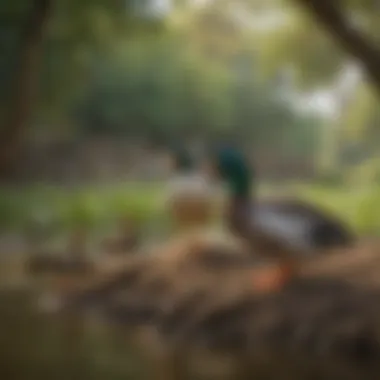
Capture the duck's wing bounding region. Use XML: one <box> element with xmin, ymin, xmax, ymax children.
<box><xmin>254</xmin><ymin>199</ymin><xmax>355</xmax><ymax>250</ymax></box>
<box><xmin>252</xmin><ymin>204</ymin><xmax>316</xmax><ymax>252</ymax></box>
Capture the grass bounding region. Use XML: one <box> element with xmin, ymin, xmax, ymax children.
<box><xmin>0</xmin><ymin>181</ymin><xmax>379</xmax><ymax>236</ymax></box>
<box><xmin>0</xmin><ymin>182</ymin><xmax>164</xmax><ymax>235</ymax></box>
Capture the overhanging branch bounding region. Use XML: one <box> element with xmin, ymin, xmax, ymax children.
<box><xmin>294</xmin><ymin>0</ymin><xmax>380</xmax><ymax>94</ymax></box>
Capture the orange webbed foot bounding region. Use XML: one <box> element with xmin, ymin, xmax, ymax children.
<box><xmin>251</xmin><ymin>263</ymin><xmax>295</xmax><ymax>294</ymax></box>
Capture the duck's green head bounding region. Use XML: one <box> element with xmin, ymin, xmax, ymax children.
<box><xmin>214</xmin><ymin>147</ymin><xmax>252</xmax><ymax>198</ymax></box>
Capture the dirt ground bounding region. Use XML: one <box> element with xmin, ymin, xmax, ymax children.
<box><xmin>1</xmin><ymin>238</ymin><xmax>380</xmax><ymax>379</ymax></box>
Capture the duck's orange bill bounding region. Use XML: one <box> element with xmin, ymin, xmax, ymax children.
<box><xmin>252</xmin><ymin>263</ymin><xmax>295</xmax><ymax>294</ymax></box>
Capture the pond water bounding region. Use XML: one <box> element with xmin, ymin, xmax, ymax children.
<box><xmin>0</xmin><ymin>248</ymin><xmax>146</xmax><ymax>380</ymax></box>
<box><xmin>0</xmin><ymin>289</ymin><xmax>145</xmax><ymax>380</ymax></box>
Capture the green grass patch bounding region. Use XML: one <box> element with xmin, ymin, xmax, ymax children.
<box><xmin>0</xmin><ymin>182</ymin><xmax>379</xmax><ymax>236</ymax></box>
<box><xmin>0</xmin><ymin>183</ymin><xmax>164</xmax><ymax>233</ymax></box>
<box><xmin>293</xmin><ymin>184</ymin><xmax>380</xmax><ymax>234</ymax></box>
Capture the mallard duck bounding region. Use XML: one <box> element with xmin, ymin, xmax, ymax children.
<box><xmin>201</xmin><ymin>146</ymin><xmax>351</xmax><ymax>289</ymax></box>
<box><xmin>203</xmin><ymin>146</ymin><xmax>300</xmax><ymax>286</ymax></box>
<box><xmin>206</xmin><ymin>145</ymin><xmax>354</xmax><ymax>250</ymax></box>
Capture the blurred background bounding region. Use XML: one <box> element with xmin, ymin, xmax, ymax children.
<box><xmin>0</xmin><ymin>0</ymin><xmax>379</xmax><ymax>378</ymax></box>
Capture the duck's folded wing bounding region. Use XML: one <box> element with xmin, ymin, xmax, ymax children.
<box><xmin>252</xmin><ymin>206</ymin><xmax>316</xmax><ymax>252</ymax></box>
<box><xmin>255</xmin><ymin>200</ymin><xmax>355</xmax><ymax>251</ymax></box>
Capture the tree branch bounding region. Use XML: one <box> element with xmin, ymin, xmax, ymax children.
<box><xmin>294</xmin><ymin>0</ymin><xmax>380</xmax><ymax>94</ymax></box>
<box><xmin>0</xmin><ymin>0</ymin><xmax>52</xmax><ymax>178</ymax></box>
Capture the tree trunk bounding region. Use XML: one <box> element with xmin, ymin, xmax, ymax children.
<box><xmin>294</xmin><ymin>0</ymin><xmax>380</xmax><ymax>94</ymax></box>
<box><xmin>0</xmin><ymin>0</ymin><xmax>51</xmax><ymax>179</ymax></box>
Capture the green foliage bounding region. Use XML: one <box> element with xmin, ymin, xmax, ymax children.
<box><xmin>73</xmin><ymin>35</ymin><xmax>231</xmax><ymax>137</ymax></box>
<box><xmin>1</xmin><ymin>0</ymin><xmax>323</xmax><ymax>152</ymax></box>
<box><xmin>229</xmin><ymin>0</ymin><xmax>379</xmax><ymax>88</ymax></box>
<box><xmin>249</xmin><ymin>11</ymin><xmax>346</xmax><ymax>89</ymax></box>
<box><xmin>341</xmin><ymin>82</ymin><xmax>380</xmax><ymax>156</ymax></box>
<box><xmin>71</xmin><ymin>30</ymin><xmax>320</xmax><ymax>157</ymax></box>
<box><xmin>0</xmin><ymin>0</ymin><xmax>167</xmax><ymax>122</ymax></box>
<box><xmin>227</xmin><ymin>0</ymin><xmax>380</xmax><ymax>186</ymax></box>
<box><xmin>2</xmin><ymin>0</ymin><xmax>378</xmax><ymax>192</ymax></box>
